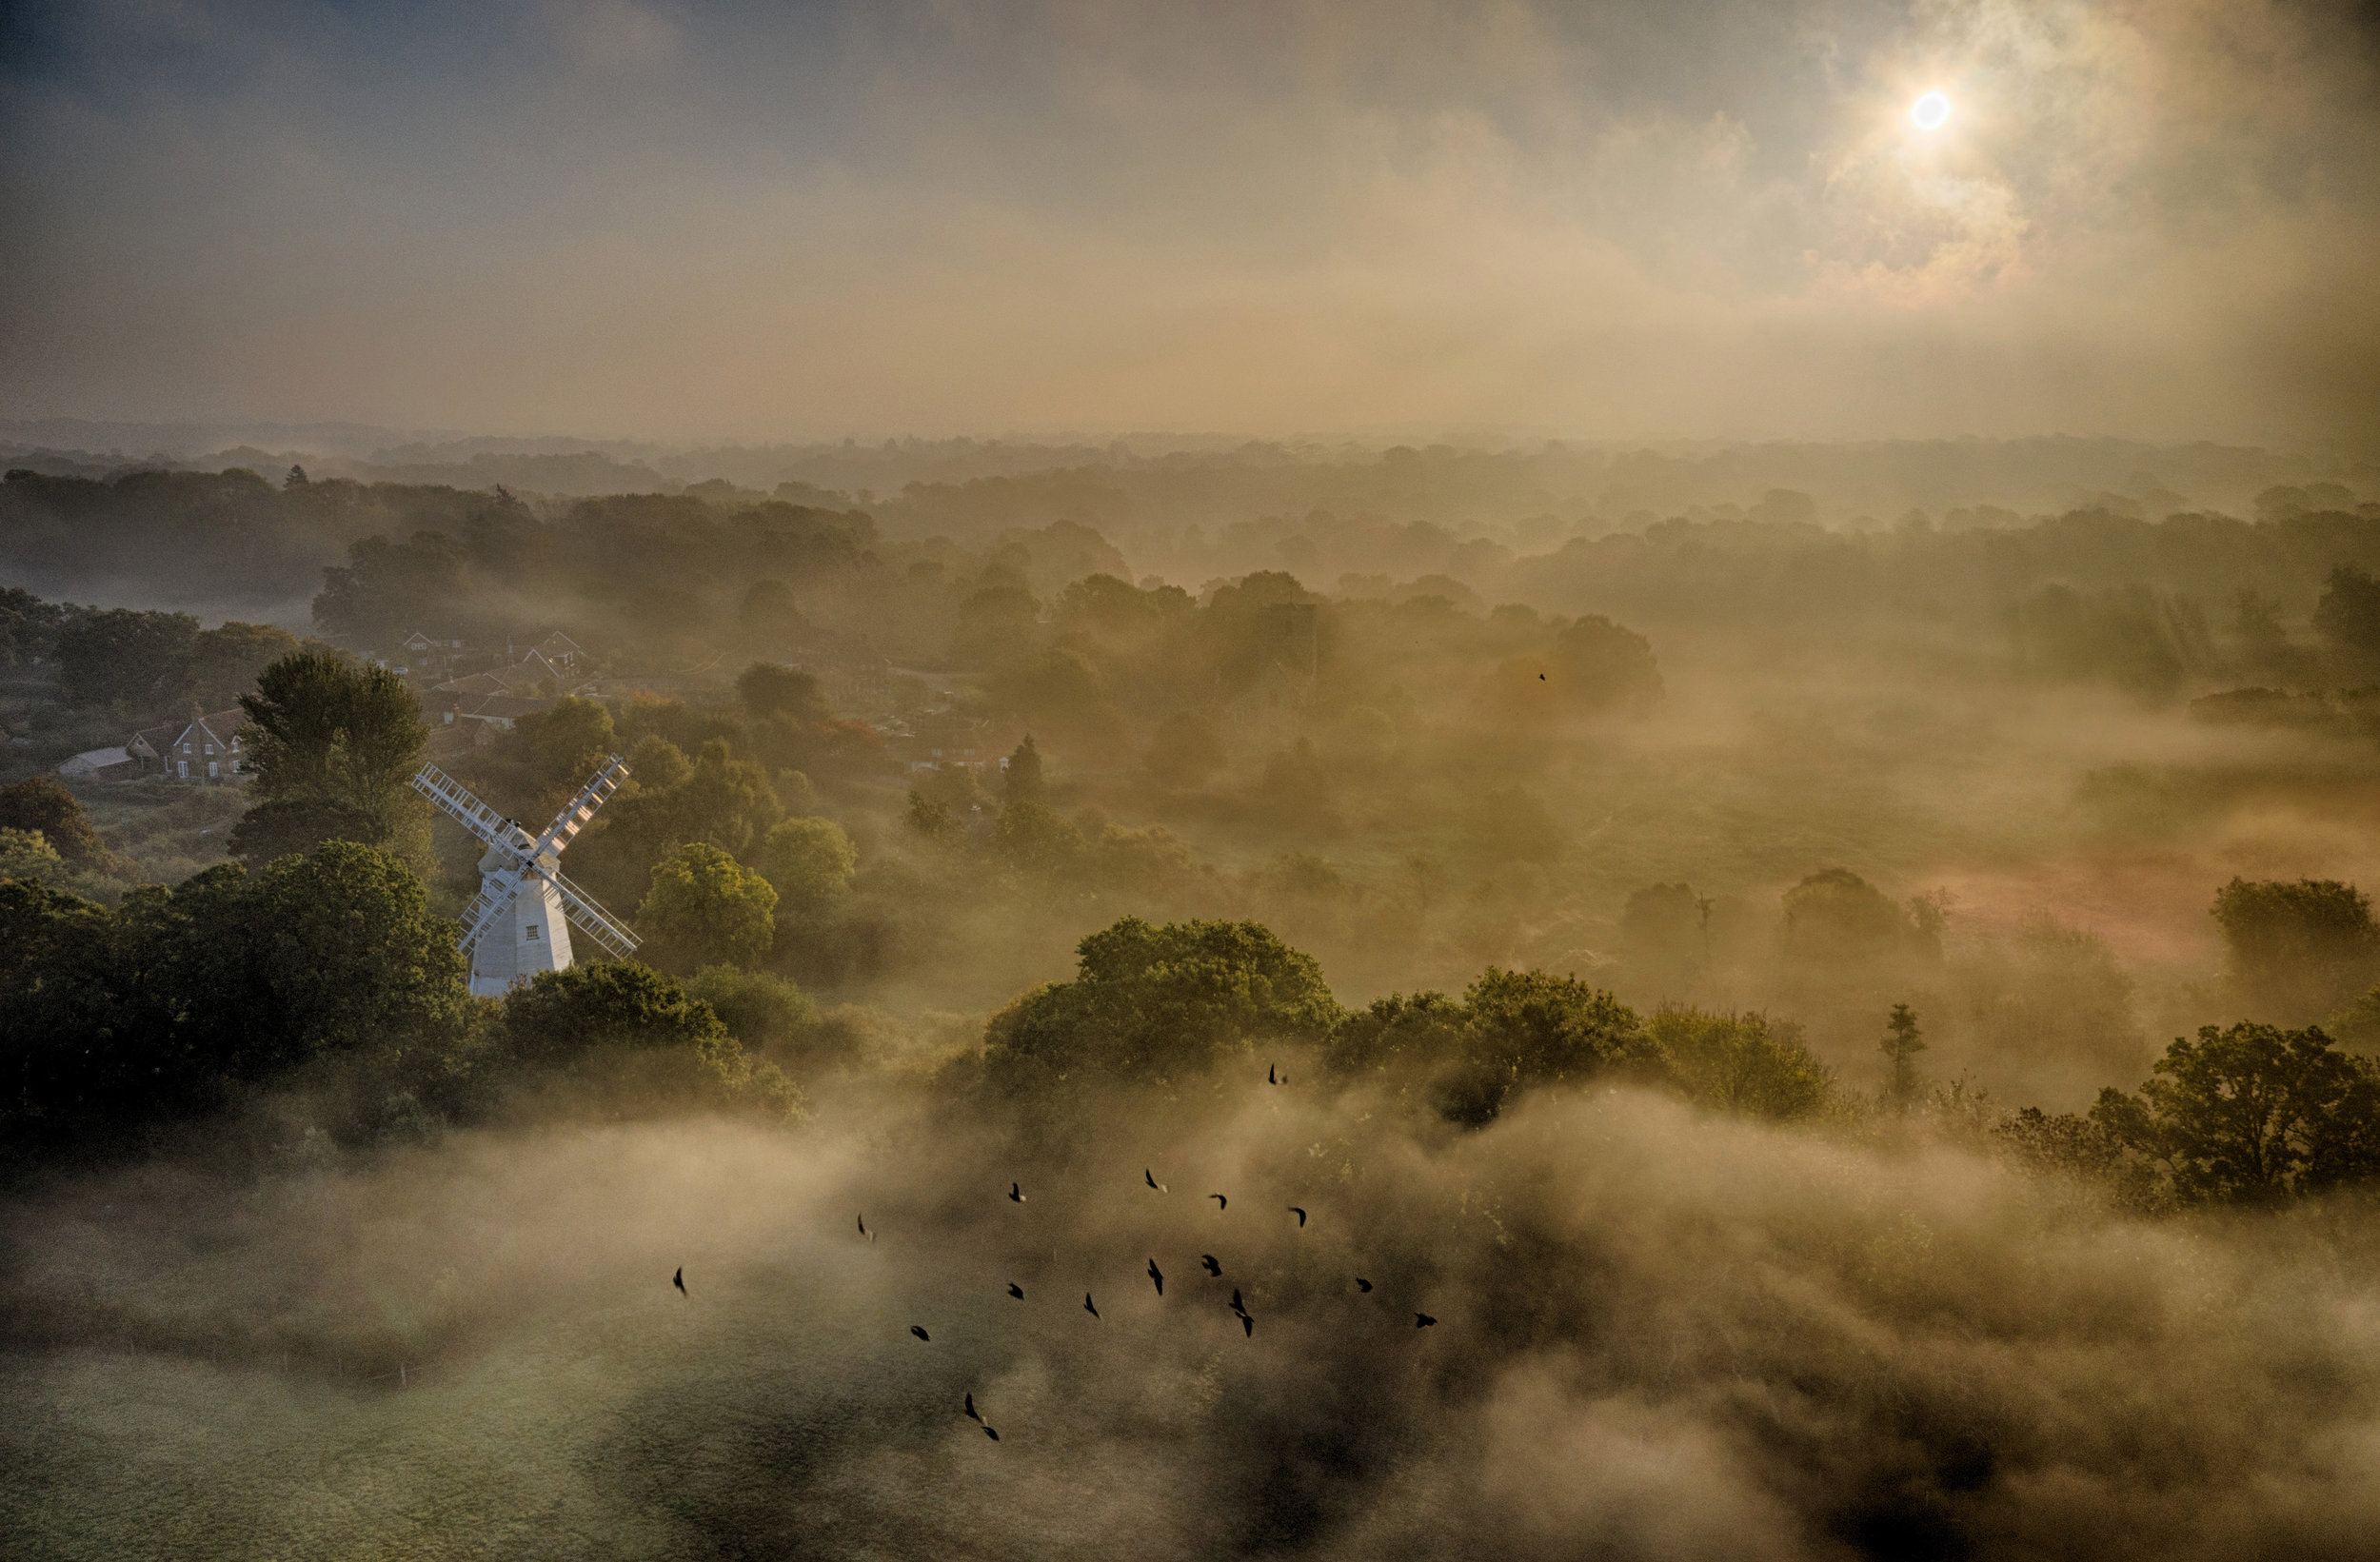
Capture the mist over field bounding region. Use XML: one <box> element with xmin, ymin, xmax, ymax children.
<box><xmin>10</xmin><ymin>2</ymin><xmax>2380</xmax><ymax>1559</ymax></box>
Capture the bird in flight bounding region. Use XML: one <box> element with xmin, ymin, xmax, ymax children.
<box><xmin>1209</xmin><ymin>1194</ymin><xmax>1227</xmax><ymax>1211</ymax></box>
<box><xmin>1240</xmin><ymin>1311</ymin><xmax>1254</xmax><ymax>1337</ymax></box>
<box><xmin>1538</xmin><ymin>672</ymin><xmax>1546</xmax><ymax>681</ymax></box>
<box><xmin>965</xmin><ymin>1393</ymin><xmax>982</xmax><ymax>1424</ymax></box>
<box><xmin>1268</xmin><ymin>1063</ymin><xmax>1277</xmax><ymax>1084</ymax></box>
<box><xmin>1416</xmin><ymin>1314</ymin><xmax>1438</xmax><ymax>1329</ymax></box>
<box><xmin>1229</xmin><ymin>1288</ymin><xmax>1247</xmax><ymax>1316</ymax></box>
<box><xmin>983</xmin><ymin>1425</ymin><xmax>1001</xmax><ymax>1441</ymax></box>
<box><xmin>1145</xmin><ymin>1170</ymin><xmax>1167</xmax><ymax>1192</ymax></box>
<box><xmin>1007</xmin><ymin>1282</ymin><xmax>1025</xmax><ymax>1299</ymax></box>
<box><xmin>858</xmin><ymin>1214</ymin><xmax>872</xmax><ymax>1241</ymax></box>
<box><xmin>1148</xmin><ymin>1258</ymin><xmax>1164</xmax><ymax>1296</ymax></box>
<box><xmin>1084</xmin><ymin>1293</ymin><xmax>1101</xmax><ymax>1318</ymax></box>
<box><xmin>1355</xmin><ymin>1278</ymin><xmax>1373</xmax><ymax>1293</ymax></box>
<box><xmin>911</xmin><ymin>1326</ymin><xmax>931</xmax><ymax>1342</ymax></box>
<box><xmin>1008</xmin><ymin>1182</ymin><xmax>1025</xmax><ymax>1203</ymax></box>
<box><xmin>1200</xmin><ymin>1255</ymin><xmax>1221</xmax><ymax>1277</ymax></box>
<box><xmin>672</xmin><ymin>1267</ymin><xmax>685</xmax><ymax>1296</ymax></box>
<box><xmin>1289</xmin><ymin>1207</ymin><xmax>1307</xmax><ymax>1228</ymax></box>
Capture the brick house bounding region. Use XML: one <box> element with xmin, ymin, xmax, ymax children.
<box><xmin>129</xmin><ymin>706</ymin><xmax>249</xmax><ymax>783</ymax></box>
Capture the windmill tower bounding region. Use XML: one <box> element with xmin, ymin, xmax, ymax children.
<box><xmin>410</xmin><ymin>757</ymin><xmax>641</xmax><ymax>997</ymax></box>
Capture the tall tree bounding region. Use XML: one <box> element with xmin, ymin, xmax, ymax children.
<box><xmin>54</xmin><ymin>607</ymin><xmax>200</xmax><ymax>709</ymax></box>
<box><xmin>637</xmin><ymin>842</ymin><xmax>779</xmax><ymax>972</ymax></box>
<box><xmin>0</xmin><ymin>777</ymin><xmax>103</xmax><ymax>864</ymax></box>
<box><xmin>229</xmin><ymin>652</ymin><xmax>430</xmax><ymax>867</ymax></box>
<box><xmin>1880</xmin><ymin>1003</ymin><xmax>1928</xmax><ymax>1107</ymax></box>
<box><xmin>1003</xmin><ymin>734</ymin><xmax>1045</xmax><ymax>804</ymax></box>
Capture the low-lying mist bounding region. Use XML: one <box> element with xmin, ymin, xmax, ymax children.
<box><xmin>10</xmin><ymin>1066</ymin><xmax>2380</xmax><ymax>1560</ymax></box>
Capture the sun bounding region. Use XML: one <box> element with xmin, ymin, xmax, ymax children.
<box><xmin>1910</xmin><ymin>90</ymin><xmax>1952</xmax><ymax>131</ymax></box>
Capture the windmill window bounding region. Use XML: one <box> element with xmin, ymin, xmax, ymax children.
<box><xmin>525</xmin><ymin>925</ymin><xmax>540</xmax><ymax>941</ymax></box>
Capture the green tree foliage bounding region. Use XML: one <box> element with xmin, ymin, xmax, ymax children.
<box><xmin>313</xmin><ymin>530</ymin><xmax>468</xmax><ymax>646</ymax></box>
<box><xmin>2090</xmin><ymin>1023</ymin><xmax>2380</xmax><ymax>1204</ymax></box>
<box><xmin>1879</xmin><ymin>1003</ymin><xmax>1928</xmax><ymax>1106</ymax></box>
<box><xmin>2211</xmin><ymin>878</ymin><xmax>2380</xmax><ymax>1024</ymax></box>
<box><xmin>1781</xmin><ymin>868</ymin><xmax>1913</xmax><ymax>965</ymax></box>
<box><xmin>1650</xmin><ymin>1007</ymin><xmax>1833</xmax><ymax>1121</ymax></box>
<box><xmin>185</xmin><ymin>621</ymin><xmax>305</xmax><ymax>709</ymax></box>
<box><xmin>2015</xmin><ymin>583</ymin><xmax>2209</xmax><ymax>700</ymax></box>
<box><xmin>500</xmin><ymin>961</ymin><xmax>803</xmax><ymax>1117</ymax></box>
<box><xmin>526</xmin><ymin>696</ymin><xmax>620</xmax><ymax>799</ymax></box>
<box><xmin>1144</xmin><ymin>710</ymin><xmax>1228</xmax><ymax>789</ymax></box>
<box><xmin>0</xmin><ymin>776</ymin><xmax>103</xmax><ymax>863</ymax></box>
<box><xmin>2313</xmin><ymin>564</ymin><xmax>2380</xmax><ymax>659</ymax></box>
<box><xmin>1545</xmin><ymin>613</ymin><xmax>1664</xmax><ymax>714</ymax></box>
<box><xmin>683</xmin><ymin>965</ymin><xmax>818</xmax><ymax>1054</ymax></box>
<box><xmin>758</xmin><ymin>817</ymin><xmax>858</xmax><ymax>913</ymax></box>
<box><xmin>55</xmin><ymin>607</ymin><xmax>200</xmax><ymax>708</ymax></box>
<box><xmin>587</xmin><ymin>740</ymin><xmax>783</xmax><ymax>899</ymax></box>
<box><xmin>0</xmin><ymin>586</ymin><xmax>67</xmax><ymax>666</ymax></box>
<box><xmin>737</xmin><ymin>661</ymin><xmax>831</xmax><ymax>723</ymax></box>
<box><xmin>627</xmin><ymin>734</ymin><xmax>694</xmax><ymax>790</ymax></box>
<box><xmin>1003</xmin><ymin>734</ymin><xmax>1046</xmax><ymax>804</ymax></box>
<box><xmin>230</xmin><ymin>653</ymin><xmax>431</xmax><ymax>866</ymax></box>
<box><xmin>981</xmin><ymin>917</ymin><xmax>1344</xmax><ymax>1094</ymax></box>
<box><xmin>0</xmin><ymin>829</ymin><xmax>65</xmax><ymax>882</ymax></box>
<box><xmin>990</xmin><ymin>799</ymin><xmax>1086</xmax><ymax>877</ymax></box>
<box><xmin>638</xmin><ymin>841</ymin><xmax>779</xmax><ymax>972</ymax></box>
<box><xmin>1326</xmin><ymin>969</ymin><xmax>1654</xmax><ymax>1122</ymax></box>
<box><xmin>1</xmin><ymin>844</ymin><xmax>467</xmax><ymax>1145</ymax></box>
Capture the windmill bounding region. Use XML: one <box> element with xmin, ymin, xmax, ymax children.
<box><xmin>410</xmin><ymin>757</ymin><xmax>641</xmax><ymax>998</ymax></box>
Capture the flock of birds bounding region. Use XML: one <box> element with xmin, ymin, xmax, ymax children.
<box><xmin>672</xmin><ymin>1064</ymin><xmax>1438</xmax><ymax>1445</ymax></box>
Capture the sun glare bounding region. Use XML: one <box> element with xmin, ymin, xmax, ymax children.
<box><xmin>1910</xmin><ymin>90</ymin><xmax>1952</xmax><ymax>131</ymax></box>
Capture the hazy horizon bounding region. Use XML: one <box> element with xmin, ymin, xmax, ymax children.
<box><xmin>7</xmin><ymin>1</ymin><xmax>2380</xmax><ymax>449</ymax></box>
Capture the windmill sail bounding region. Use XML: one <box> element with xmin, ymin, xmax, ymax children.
<box><xmin>411</xmin><ymin>758</ymin><xmax>640</xmax><ymax>997</ymax></box>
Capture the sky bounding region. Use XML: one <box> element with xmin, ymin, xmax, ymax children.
<box><xmin>3</xmin><ymin>0</ymin><xmax>2377</xmax><ymax>446</ymax></box>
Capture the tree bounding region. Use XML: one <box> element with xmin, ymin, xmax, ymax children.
<box><xmin>737</xmin><ymin>661</ymin><xmax>830</xmax><ymax>723</ymax></box>
<box><xmin>1547</xmin><ymin>614</ymin><xmax>1663</xmax><ymax>714</ymax></box>
<box><xmin>735</xmin><ymin>581</ymin><xmax>811</xmax><ymax>649</ymax></box>
<box><xmin>524</xmin><ymin>695</ymin><xmax>619</xmax><ymax>798</ymax></box>
<box><xmin>1651</xmin><ymin>1007</ymin><xmax>1833</xmax><ymax>1121</ymax></box>
<box><xmin>186</xmin><ymin>621</ymin><xmax>303</xmax><ymax>709</ymax></box>
<box><xmin>982</xmin><ymin>917</ymin><xmax>1345</xmax><ymax>1093</ymax></box>
<box><xmin>638</xmin><ymin>841</ymin><xmax>779</xmax><ymax>972</ymax></box>
<box><xmin>0</xmin><ymin>777</ymin><xmax>103</xmax><ymax>863</ymax></box>
<box><xmin>684</xmin><ymin>964</ymin><xmax>817</xmax><ymax>1053</ymax></box>
<box><xmin>286</xmin><ymin>465</ymin><xmax>309</xmax><ymax>487</ymax></box>
<box><xmin>1880</xmin><ymin>1002</ymin><xmax>1927</xmax><ymax>1106</ymax></box>
<box><xmin>2090</xmin><ymin>1023</ymin><xmax>2380</xmax><ymax>1204</ymax></box>
<box><xmin>2313</xmin><ymin>564</ymin><xmax>2380</xmax><ymax>660</ymax></box>
<box><xmin>2211</xmin><ymin>878</ymin><xmax>2380</xmax><ymax>1024</ymax></box>
<box><xmin>1145</xmin><ymin>711</ymin><xmax>1226</xmax><ymax>789</ymax></box>
<box><xmin>990</xmin><ymin>799</ymin><xmax>1086</xmax><ymax>878</ymax></box>
<box><xmin>503</xmin><ymin>960</ymin><xmax>729</xmax><ymax>1063</ymax></box>
<box><xmin>758</xmin><ymin>817</ymin><xmax>857</xmax><ymax>913</ymax></box>
<box><xmin>1325</xmin><ymin>990</ymin><xmax>1468</xmax><ymax>1077</ymax></box>
<box><xmin>1782</xmin><ymin>868</ymin><xmax>1911</xmax><ymax>965</ymax></box>
<box><xmin>54</xmin><ymin>606</ymin><xmax>200</xmax><ymax>709</ymax></box>
<box><xmin>230</xmin><ymin>652</ymin><xmax>430</xmax><ymax>865</ymax></box>
<box><xmin>1004</xmin><ymin>734</ymin><xmax>1045</xmax><ymax>804</ymax></box>
<box><xmin>312</xmin><ymin>530</ymin><xmax>467</xmax><ymax>646</ymax></box>
<box><xmin>1451</xmin><ymin>968</ymin><xmax>1651</xmax><ymax>1121</ymax></box>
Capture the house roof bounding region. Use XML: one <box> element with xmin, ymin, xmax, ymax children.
<box><xmin>433</xmin><ymin>671</ymin><xmax>513</xmax><ymax>696</ymax></box>
<box><xmin>130</xmin><ymin>708</ymin><xmax>247</xmax><ymax>759</ymax></box>
<box><xmin>58</xmin><ymin>746</ymin><xmax>133</xmax><ymax>777</ymax></box>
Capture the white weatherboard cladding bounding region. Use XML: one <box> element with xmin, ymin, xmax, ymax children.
<box><xmin>410</xmin><ymin>757</ymin><xmax>638</xmax><ymax>996</ymax></box>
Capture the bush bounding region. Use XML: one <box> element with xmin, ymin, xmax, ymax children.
<box><xmin>981</xmin><ymin>917</ymin><xmax>1344</xmax><ymax>1093</ymax></box>
<box><xmin>1649</xmin><ymin>1007</ymin><xmax>1833</xmax><ymax>1121</ymax></box>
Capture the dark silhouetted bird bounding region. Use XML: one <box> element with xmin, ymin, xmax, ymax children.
<box><xmin>1229</xmin><ymin>1288</ymin><xmax>1247</xmax><ymax>1315</ymax></box>
<box><xmin>1240</xmin><ymin>1311</ymin><xmax>1254</xmax><ymax>1337</ymax></box>
<box><xmin>1209</xmin><ymin>1193</ymin><xmax>1227</xmax><ymax>1211</ymax></box>
<box><xmin>965</xmin><ymin>1393</ymin><xmax>982</xmax><ymax>1424</ymax></box>
<box><xmin>912</xmin><ymin>1326</ymin><xmax>931</xmax><ymax>1341</ymax></box>
<box><xmin>1538</xmin><ymin>672</ymin><xmax>1546</xmax><ymax>681</ymax></box>
<box><xmin>1201</xmin><ymin>1255</ymin><xmax>1221</xmax><ymax>1277</ymax></box>
<box><xmin>984</xmin><ymin>1425</ymin><xmax>1000</xmax><ymax>1440</ymax></box>
<box><xmin>1147</xmin><ymin>1258</ymin><xmax>1164</xmax><ymax>1295</ymax></box>
<box><xmin>1145</xmin><ymin>1169</ymin><xmax>1167</xmax><ymax>1192</ymax></box>
<box><xmin>858</xmin><ymin>1214</ymin><xmax>871</xmax><ymax>1240</ymax></box>
<box><xmin>1008</xmin><ymin>1182</ymin><xmax>1024</xmax><ymax>1203</ymax></box>
<box><xmin>1007</xmin><ymin>1283</ymin><xmax>1025</xmax><ymax>1299</ymax></box>
<box><xmin>1356</xmin><ymin>1277</ymin><xmax>1373</xmax><ymax>1293</ymax></box>
<box><xmin>672</xmin><ymin>1267</ymin><xmax>685</xmax><ymax>1296</ymax></box>
<box><xmin>1289</xmin><ymin>1207</ymin><xmax>1307</xmax><ymax>1228</ymax></box>
<box><xmin>1268</xmin><ymin>1063</ymin><xmax>1277</xmax><ymax>1084</ymax></box>
<box><xmin>1416</xmin><ymin>1314</ymin><xmax>1438</xmax><ymax>1329</ymax></box>
<box><xmin>1085</xmin><ymin>1293</ymin><xmax>1101</xmax><ymax>1319</ymax></box>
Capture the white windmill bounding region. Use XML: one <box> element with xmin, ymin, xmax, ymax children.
<box><xmin>410</xmin><ymin>757</ymin><xmax>642</xmax><ymax>997</ymax></box>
